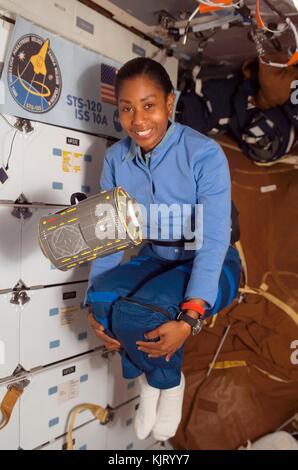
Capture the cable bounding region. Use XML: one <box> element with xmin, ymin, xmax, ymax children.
<box><xmin>182</xmin><ymin>0</ymin><xmax>242</xmax><ymax>44</ymax></box>
<box><xmin>197</xmin><ymin>0</ymin><xmax>242</xmax><ymax>8</ymax></box>
<box><xmin>0</xmin><ymin>113</ymin><xmax>15</xmax><ymax>129</ymax></box>
<box><xmin>255</xmin><ymin>0</ymin><xmax>289</xmax><ymax>34</ymax></box>
<box><xmin>253</xmin><ymin>0</ymin><xmax>298</xmax><ymax>67</ymax></box>
<box><xmin>182</xmin><ymin>5</ymin><xmax>200</xmax><ymax>45</ymax></box>
<box><xmin>5</xmin><ymin>129</ymin><xmax>18</xmax><ymax>171</ymax></box>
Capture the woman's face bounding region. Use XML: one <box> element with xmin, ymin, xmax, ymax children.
<box><xmin>118</xmin><ymin>75</ymin><xmax>174</xmax><ymax>153</ymax></box>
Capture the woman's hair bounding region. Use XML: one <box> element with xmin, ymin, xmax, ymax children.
<box><xmin>115</xmin><ymin>57</ymin><xmax>174</xmax><ymax>98</ymax></box>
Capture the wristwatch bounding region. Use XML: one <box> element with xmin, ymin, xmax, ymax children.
<box><xmin>176</xmin><ymin>300</ymin><xmax>205</xmax><ymax>336</ymax></box>
<box><xmin>176</xmin><ymin>310</ymin><xmax>204</xmax><ymax>335</ymax></box>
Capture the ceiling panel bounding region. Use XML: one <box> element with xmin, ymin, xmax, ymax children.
<box><xmin>85</xmin><ymin>1</ymin><xmax>298</xmax><ymax>74</ymax></box>
<box><xmin>103</xmin><ymin>0</ymin><xmax>198</xmax><ymax>25</ymax></box>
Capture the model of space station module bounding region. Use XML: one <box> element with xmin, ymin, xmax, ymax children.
<box><xmin>38</xmin><ymin>187</ymin><xmax>143</xmax><ymax>270</ymax></box>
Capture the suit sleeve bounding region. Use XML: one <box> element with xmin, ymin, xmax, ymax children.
<box><xmin>184</xmin><ymin>141</ymin><xmax>231</xmax><ymax>308</ymax></box>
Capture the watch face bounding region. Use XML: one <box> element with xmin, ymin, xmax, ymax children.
<box><xmin>192</xmin><ymin>319</ymin><xmax>203</xmax><ymax>335</ymax></box>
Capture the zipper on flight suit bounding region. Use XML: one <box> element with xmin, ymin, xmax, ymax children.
<box><xmin>136</xmin><ymin>151</ymin><xmax>155</xmax><ymax>203</ymax></box>
<box><xmin>118</xmin><ymin>297</ymin><xmax>172</xmax><ymax>320</ymax></box>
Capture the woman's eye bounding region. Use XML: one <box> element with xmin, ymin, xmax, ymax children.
<box><xmin>122</xmin><ymin>106</ymin><xmax>132</xmax><ymax>112</ymax></box>
<box><xmin>145</xmin><ymin>103</ymin><xmax>154</xmax><ymax>109</ymax></box>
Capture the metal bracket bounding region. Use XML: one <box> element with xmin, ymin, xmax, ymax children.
<box><xmin>14</xmin><ymin>117</ymin><xmax>33</xmax><ymax>133</ymax></box>
<box><xmin>10</xmin><ymin>280</ymin><xmax>30</xmax><ymax>306</ymax></box>
<box><xmin>11</xmin><ymin>194</ymin><xmax>33</xmax><ymax>220</ymax></box>
<box><xmin>8</xmin><ymin>364</ymin><xmax>30</xmax><ymax>391</ymax></box>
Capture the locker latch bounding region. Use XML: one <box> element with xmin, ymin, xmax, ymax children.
<box><xmin>0</xmin><ymin>365</ymin><xmax>30</xmax><ymax>431</ymax></box>
<box><xmin>11</xmin><ymin>194</ymin><xmax>33</xmax><ymax>220</ymax></box>
<box><xmin>9</xmin><ymin>364</ymin><xmax>31</xmax><ymax>391</ymax></box>
<box><xmin>10</xmin><ymin>280</ymin><xmax>30</xmax><ymax>306</ymax></box>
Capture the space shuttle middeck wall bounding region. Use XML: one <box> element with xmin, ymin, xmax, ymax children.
<box><xmin>0</xmin><ymin>0</ymin><xmax>178</xmax><ymax>86</ymax></box>
<box><xmin>36</xmin><ymin>397</ymin><xmax>156</xmax><ymax>451</ymax></box>
<box><xmin>0</xmin><ymin>0</ymin><xmax>170</xmax><ymax>450</ymax></box>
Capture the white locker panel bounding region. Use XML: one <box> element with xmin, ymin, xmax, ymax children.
<box><xmin>21</xmin><ymin>207</ymin><xmax>90</xmax><ymax>286</ymax></box>
<box><xmin>23</xmin><ymin>122</ymin><xmax>106</xmax><ymax>205</ymax></box>
<box><xmin>0</xmin><ymin>385</ymin><xmax>20</xmax><ymax>450</ymax></box>
<box><xmin>0</xmin><ymin>20</ymin><xmax>12</xmax><ymax>62</ymax></box>
<box><xmin>37</xmin><ymin>419</ymin><xmax>107</xmax><ymax>450</ymax></box>
<box><xmin>108</xmin><ymin>352</ymin><xmax>140</xmax><ymax>408</ymax></box>
<box><xmin>0</xmin><ymin>117</ymin><xmax>24</xmax><ymax>202</ymax></box>
<box><xmin>0</xmin><ymin>205</ymin><xmax>21</xmax><ymax>290</ymax></box>
<box><xmin>19</xmin><ymin>352</ymin><xmax>108</xmax><ymax>449</ymax></box>
<box><xmin>0</xmin><ymin>0</ymin><xmax>76</xmax><ymax>45</ymax></box>
<box><xmin>20</xmin><ymin>283</ymin><xmax>101</xmax><ymax>370</ymax></box>
<box><xmin>0</xmin><ymin>292</ymin><xmax>20</xmax><ymax>379</ymax></box>
<box><xmin>74</xmin><ymin>2</ymin><xmax>146</xmax><ymax>64</ymax></box>
<box><xmin>107</xmin><ymin>399</ymin><xmax>157</xmax><ymax>450</ymax></box>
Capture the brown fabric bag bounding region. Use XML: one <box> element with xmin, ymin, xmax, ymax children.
<box><xmin>174</xmin><ymin>362</ymin><xmax>298</xmax><ymax>450</ymax></box>
<box><xmin>172</xmin><ymin>297</ymin><xmax>298</xmax><ymax>450</ymax></box>
<box><xmin>242</xmin><ymin>55</ymin><xmax>298</xmax><ymax>109</ymax></box>
<box><xmin>172</xmin><ymin>141</ymin><xmax>298</xmax><ymax>450</ymax></box>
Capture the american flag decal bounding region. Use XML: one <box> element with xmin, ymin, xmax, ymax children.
<box><xmin>100</xmin><ymin>63</ymin><xmax>117</xmax><ymax>105</ymax></box>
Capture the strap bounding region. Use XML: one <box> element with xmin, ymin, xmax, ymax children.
<box><xmin>235</xmin><ymin>240</ymin><xmax>298</xmax><ymax>326</ymax></box>
<box><xmin>180</xmin><ymin>300</ymin><xmax>205</xmax><ymax>316</ymax></box>
<box><xmin>211</xmin><ymin>361</ymin><xmax>291</xmax><ymax>383</ymax></box>
<box><xmin>66</xmin><ymin>403</ymin><xmax>111</xmax><ymax>450</ymax></box>
<box><xmin>0</xmin><ymin>386</ymin><xmax>23</xmax><ymax>430</ymax></box>
<box><xmin>253</xmin><ymin>364</ymin><xmax>291</xmax><ymax>383</ymax></box>
<box><xmin>235</xmin><ymin>240</ymin><xmax>248</xmax><ymax>285</ymax></box>
<box><xmin>148</xmin><ymin>238</ymin><xmax>194</xmax><ymax>247</ymax></box>
<box><xmin>239</xmin><ymin>284</ymin><xmax>298</xmax><ymax>327</ymax></box>
<box><xmin>177</xmin><ymin>311</ymin><xmax>198</xmax><ymax>328</ymax></box>
<box><xmin>212</xmin><ymin>360</ymin><xmax>247</xmax><ymax>369</ymax></box>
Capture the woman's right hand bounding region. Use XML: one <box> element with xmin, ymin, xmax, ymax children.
<box><xmin>87</xmin><ymin>310</ymin><xmax>121</xmax><ymax>352</ymax></box>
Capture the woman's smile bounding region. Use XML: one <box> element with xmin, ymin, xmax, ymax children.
<box><xmin>133</xmin><ymin>127</ymin><xmax>154</xmax><ymax>141</ymax></box>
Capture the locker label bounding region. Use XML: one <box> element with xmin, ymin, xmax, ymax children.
<box><xmin>60</xmin><ymin>306</ymin><xmax>79</xmax><ymax>325</ymax></box>
<box><xmin>62</xmin><ymin>365</ymin><xmax>76</xmax><ymax>376</ymax></box>
<box><xmin>63</xmin><ymin>291</ymin><xmax>77</xmax><ymax>300</ymax></box>
<box><xmin>58</xmin><ymin>378</ymin><xmax>79</xmax><ymax>403</ymax></box>
<box><xmin>66</xmin><ymin>137</ymin><xmax>80</xmax><ymax>146</ymax></box>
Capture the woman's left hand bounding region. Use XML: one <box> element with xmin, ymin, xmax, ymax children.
<box><xmin>136</xmin><ymin>320</ymin><xmax>191</xmax><ymax>362</ymax></box>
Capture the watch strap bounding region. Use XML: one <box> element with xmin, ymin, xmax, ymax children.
<box><xmin>176</xmin><ymin>311</ymin><xmax>198</xmax><ymax>328</ymax></box>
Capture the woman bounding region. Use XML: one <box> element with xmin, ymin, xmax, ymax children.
<box><xmin>86</xmin><ymin>57</ymin><xmax>241</xmax><ymax>442</ymax></box>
